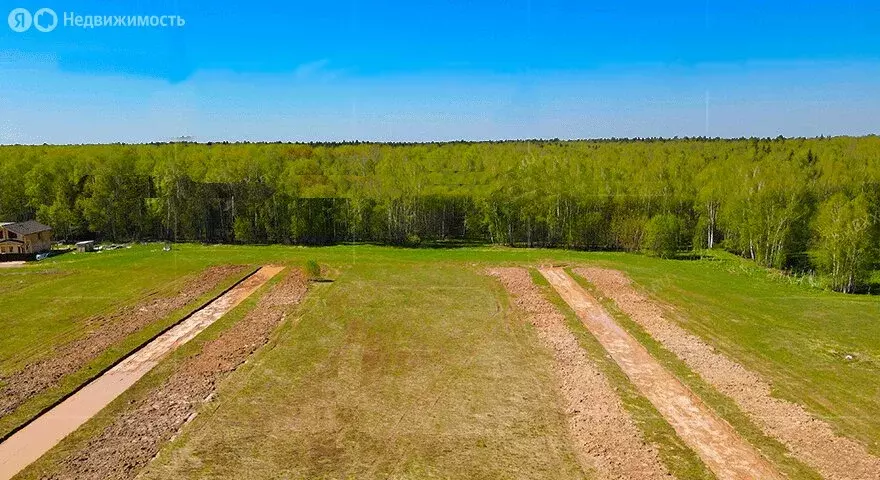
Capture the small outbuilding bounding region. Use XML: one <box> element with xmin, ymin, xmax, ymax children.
<box><xmin>75</xmin><ymin>240</ymin><xmax>96</xmax><ymax>253</ymax></box>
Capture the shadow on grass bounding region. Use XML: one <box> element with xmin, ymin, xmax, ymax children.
<box><xmin>380</xmin><ymin>239</ymin><xmax>489</xmax><ymax>249</ymax></box>
<box><xmin>672</xmin><ymin>252</ymin><xmax>733</xmax><ymax>261</ymax></box>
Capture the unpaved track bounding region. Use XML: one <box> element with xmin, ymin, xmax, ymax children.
<box><xmin>578</xmin><ymin>267</ymin><xmax>880</xmax><ymax>480</ymax></box>
<box><xmin>0</xmin><ymin>266</ymin><xmax>283</xmax><ymax>480</ymax></box>
<box><xmin>45</xmin><ymin>269</ymin><xmax>307</xmax><ymax>480</ymax></box>
<box><xmin>540</xmin><ymin>267</ymin><xmax>782</xmax><ymax>480</ymax></box>
<box><xmin>0</xmin><ymin>265</ymin><xmax>248</xmax><ymax>418</ymax></box>
<box><xmin>489</xmin><ymin>268</ymin><xmax>670</xmax><ymax>480</ymax></box>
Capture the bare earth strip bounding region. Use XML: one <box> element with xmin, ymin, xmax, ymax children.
<box><xmin>577</xmin><ymin>267</ymin><xmax>880</xmax><ymax>480</ymax></box>
<box><xmin>0</xmin><ymin>266</ymin><xmax>283</xmax><ymax>480</ymax></box>
<box><xmin>0</xmin><ymin>265</ymin><xmax>248</xmax><ymax>418</ymax></box>
<box><xmin>40</xmin><ymin>268</ymin><xmax>307</xmax><ymax>480</ymax></box>
<box><xmin>489</xmin><ymin>267</ymin><xmax>670</xmax><ymax>480</ymax></box>
<box><xmin>540</xmin><ymin>267</ymin><xmax>782</xmax><ymax>480</ymax></box>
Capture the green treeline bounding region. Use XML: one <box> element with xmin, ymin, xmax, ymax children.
<box><xmin>1</xmin><ymin>137</ymin><xmax>878</xmax><ymax>292</ymax></box>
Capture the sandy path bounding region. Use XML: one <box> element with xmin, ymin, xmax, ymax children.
<box><xmin>0</xmin><ymin>262</ymin><xmax>25</xmax><ymax>269</ymax></box>
<box><xmin>540</xmin><ymin>267</ymin><xmax>782</xmax><ymax>480</ymax></box>
<box><xmin>578</xmin><ymin>267</ymin><xmax>880</xmax><ymax>480</ymax></box>
<box><xmin>45</xmin><ymin>269</ymin><xmax>307</xmax><ymax>480</ymax></box>
<box><xmin>489</xmin><ymin>268</ymin><xmax>670</xmax><ymax>479</ymax></box>
<box><xmin>0</xmin><ymin>265</ymin><xmax>283</xmax><ymax>480</ymax></box>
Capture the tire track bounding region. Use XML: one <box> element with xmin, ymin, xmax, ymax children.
<box><xmin>490</xmin><ymin>267</ymin><xmax>670</xmax><ymax>480</ymax></box>
<box><xmin>577</xmin><ymin>266</ymin><xmax>880</xmax><ymax>480</ymax></box>
<box><xmin>541</xmin><ymin>267</ymin><xmax>781</xmax><ymax>480</ymax></box>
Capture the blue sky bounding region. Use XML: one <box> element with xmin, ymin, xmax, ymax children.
<box><xmin>1</xmin><ymin>0</ymin><xmax>879</xmax><ymax>143</ymax></box>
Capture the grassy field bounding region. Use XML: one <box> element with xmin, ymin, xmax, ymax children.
<box><xmin>140</xmin><ymin>258</ymin><xmax>585</xmax><ymax>479</ymax></box>
<box><xmin>4</xmin><ymin>243</ymin><xmax>880</xmax><ymax>478</ymax></box>
<box><xmin>0</xmin><ymin>248</ymin><xmax>231</xmax><ymax>373</ymax></box>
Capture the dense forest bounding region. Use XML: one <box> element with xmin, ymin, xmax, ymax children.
<box><xmin>1</xmin><ymin>137</ymin><xmax>878</xmax><ymax>292</ymax></box>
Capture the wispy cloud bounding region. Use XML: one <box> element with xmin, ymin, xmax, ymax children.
<box><xmin>293</xmin><ymin>59</ymin><xmax>343</xmax><ymax>81</ymax></box>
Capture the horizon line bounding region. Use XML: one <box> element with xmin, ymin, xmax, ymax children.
<box><xmin>3</xmin><ymin>133</ymin><xmax>878</xmax><ymax>148</ymax></box>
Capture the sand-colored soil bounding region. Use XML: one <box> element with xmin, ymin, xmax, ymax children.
<box><xmin>541</xmin><ymin>267</ymin><xmax>782</xmax><ymax>480</ymax></box>
<box><xmin>489</xmin><ymin>267</ymin><xmax>670</xmax><ymax>479</ymax></box>
<box><xmin>577</xmin><ymin>267</ymin><xmax>880</xmax><ymax>480</ymax></box>
<box><xmin>43</xmin><ymin>268</ymin><xmax>306</xmax><ymax>480</ymax></box>
<box><xmin>0</xmin><ymin>265</ymin><xmax>248</xmax><ymax>419</ymax></box>
<box><xmin>0</xmin><ymin>266</ymin><xmax>283</xmax><ymax>480</ymax></box>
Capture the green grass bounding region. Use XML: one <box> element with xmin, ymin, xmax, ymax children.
<box><xmin>0</xmin><ymin>247</ymin><xmax>240</xmax><ymax>373</ymax></box>
<box><xmin>565</xmin><ymin>267</ymin><xmax>822</xmax><ymax>480</ymax></box>
<box><xmin>0</xmin><ymin>266</ymin><xmax>255</xmax><ymax>440</ymax></box>
<box><xmin>529</xmin><ymin>268</ymin><xmax>716</xmax><ymax>480</ymax></box>
<box><xmin>140</xmin><ymin>260</ymin><xmax>586</xmax><ymax>479</ymax></box>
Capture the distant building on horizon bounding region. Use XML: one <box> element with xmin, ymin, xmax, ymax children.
<box><xmin>0</xmin><ymin>220</ymin><xmax>53</xmax><ymax>255</ymax></box>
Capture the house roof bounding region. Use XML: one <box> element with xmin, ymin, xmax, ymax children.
<box><xmin>3</xmin><ymin>220</ymin><xmax>52</xmax><ymax>236</ymax></box>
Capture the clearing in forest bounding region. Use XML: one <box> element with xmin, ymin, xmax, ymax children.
<box><xmin>4</xmin><ymin>244</ymin><xmax>879</xmax><ymax>480</ymax></box>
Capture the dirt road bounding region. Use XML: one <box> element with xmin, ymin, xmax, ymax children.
<box><xmin>0</xmin><ymin>265</ymin><xmax>283</xmax><ymax>480</ymax></box>
<box><xmin>540</xmin><ymin>267</ymin><xmax>782</xmax><ymax>480</ymax></box>
<box><xmin>578</xmin><ymin>266</ymin><xmax>880</xmax><ymax>480</ymax></box>
<box><xmin>489</xmin><ymin>268</ymin><xmax>669</xmax><ymax>479</ymax></box>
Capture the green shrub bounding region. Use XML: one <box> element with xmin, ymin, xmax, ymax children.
<box><xmin>643</xmin><ymin>214</ymin><xmax>681</xmax><ymax>259</ymax></box>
